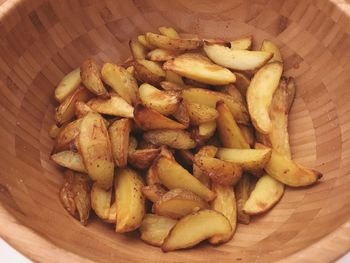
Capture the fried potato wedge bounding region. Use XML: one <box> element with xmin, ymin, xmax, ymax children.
<box><xmin>216</xmin><ymin>101</ymin><xmax>250</xmax><ymax>149</ymax></box>
<box><xmin>80</xmin><ymin>59</ymin><xmax>109</xmax><ymax>98</ymax></box>
<box><xmin>128</xmin><ymin>148</ymin><xmax>160</xmax><ymax>170</ymax></box>
<box><xmin>101</xmin><ymin>63</ymin><xmax>139</xmax><ymax>105</ymax></box>
<box><xmin>53</xmin><ymin>119</ymin><xmax>82</xmax><ymax>152</ymax></box>
<box><xmin>182</xmin><ymin>88</ymin><xmax>249</xmax><ymax>124</ymax></box>
<box><xmin>55</xmin><ymin>68</ymin><xmax>81</xmax><ymax>103</ymax></box>
<box><xmin>138</xmin><ymin>35</ymin><xmax>155</xmax><ymax>49</ymax></box>
<box><xmin>234</xmin><ymin>72</ymin><xmax>250</xmax><ymax>97</ymax></box>
<box><xmin>159</xmin><ymin>26</ymin><xmax>179</xmax><ymax>38</ymax></box>
<box><xmin>142</xmin><ymin>184</ymin><xmax>167</xmax><ymax>203</ymax></box>
<box><xmin>187</xmin><ymin>103</ymin><xmax>218</xmax><ymax>125</ymax></box>
<box><xmin>51</xmin><ymin>151</ymin><xmax>87</xmax><ymax>173</ymax></box>
<box><xmin>172</xmin><ymin>101</ymin><xmax>190</xmax><ymax>128</ymax></box>
<box><xmin>255</xmin><ymin>143</ymin><xmax>322</xmax><ymax>187</ymax></box>
<box><xmin>115</xmin><ymin>168</ymin><xmax>145</xmax><ymax>233</ymax></box>
<box><xmin>155</xmin><ymin>157</ymin><xmax>215</xmax><ymax>201</ymax></box>
<box><xmin>87</xmin><ymin>95</ymin><xmax>134</xmax><ymax>118</ymax></box>
<box><xmin>109</xmin><ymin>118</ymin><xmax>131</xmax><ymax>168</ymax></box>
<box><xmin>204</xmin><ymin>43</ymin><xmax>272</xmax><ymax>70</ymax></box>
<box><xmin>146</xmin><ymin>32</ymin><xmax>202</xmax><ymax>51</ymax></box>
<box><xmin>216</xmin><ymin>148</ymin><xmax>272</xmax><ymax>171</ymax></box>
<box><xmin>106</xmin><ymin>202</ymin><xmax>117</xmax><ymax>223</ymax></box>
<box><xmin>230</xmin><ymin>36</ymin><xmax>253</xmax><ymax>50</ymax></box>
<box><xmin>134</xmin><ymin>104</ymin><xmax>186</xmax><ymax>130</ymax></box>
<box><xmin>59</xmin><ymin>171</ymin><xmax>91</xmax><ymax>225</ymax></box>
<box><xmin>144</xmin><ymin>129</ymin><xmax>196</xmax><ymax>149</ymax></box>
<box><xmin>193</xmin><ymin>146</ymin><xmax>218</xmax><ymax>187</ymax></box>
<box><xmin>49</xmin><ymin>124</ymin><xmax>62</xmax><ymax>139</ymax></box>
<box><xmin>153</xmin><ymin>189</ymin><xmax>208</xmax><ymax>219</ymax></box>
<box><xmin>235</xmin><ymin>173</ymin><xmax>251</xmax><ymax>224</ymax></box>
<box><xmin>91</xmin><ymin>182</ymin><xmax>112</xmax><ymax>221</ymax></box>
<box><xmin>55</xmin><ymin>86</ymin><xmax>92</xmax><ymax>126</ymax></box>
<box><xmin>196</xmin><ymin>121</ymin><xmax>217</xmax><ymax>142</ymax></box>
<box><xmin>134</xmin><ymin>59</ymin><xmax>166</xmax><ymax>85</ymax></box>
<box><xmin>261</xmin><ymin>40</ymin><xmax>283</xmax><ymax>63</ymax></box>
<box><xmin>238</xmin><ymin>125</ymin><xmax>255</xmax><ymax>148</ymax></box>
<box><xmin>79</xmin><ymin>112</ymin><xmax>114</xmax><ymax>189</ymax></box>
<box><xmin>165</xmin><ymin>71</ymin><xmax>184</xmax><ymax>85</ymax></box>
<box><xmin>147</xmin><ymin>49</ymin><xmax>179</xmax><ymax>62</ymax></box>
<box><xmin>194</xmin><ymin>156</ymin><xmax>242</xmax><ymax>186</ymax></box>
<box><xmin>247</xmin><ymin>62</ymin><xmax>283</xmax><ymax>134</ymax></box>
<box><xmin>140</xmin><ymin>214</ymin><xmax>177</xmax><ymax>247</ymax></box>
<box><xmin>160</xmin><ymin>81</ymin><xmax>187</xmax><ymax>91</ymax></box>
<box><xmin>139</xmin><ymin>83</ymin><xmax>181</xmax><ymax>115</ymax></box>
<box><xmin>210</xmin><ymin>184</ymin><xmax>237</xmax><ymax>244</ymax></box>
<box><xmin>128</xmin><ymin>136</ymin><xmax>138</xmax><ymax>154</ymax></box>
<box><xmin>75</xmin><ymin>101</ymin><xmax>94</xmax><ymax>119</ymax></box>
<box><xmin>162</xmin><ymin>209</ymin><xmax>232</xmax><ymax>252</ymax></box>
<box><xmin>243</xmin><ymin>174</ymin><xmax>284</xmax><ymax>215</ymax></box>
<box><xmin>129</xmin><ymin>39</ymin><xmax>147</xmax><ymax>60</ymax></box>
<box><xmin>163</xmin><ymin>53</ymin><xmax>236</xmax><ymax>85</ymax></box>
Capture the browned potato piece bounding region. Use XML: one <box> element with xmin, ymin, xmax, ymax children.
<box><xmin>142</xmin><ymin>184</ymin><xmax>167</xmax><ymax>203</ymax></box>
<box><xmin>187</xmin><ymin>103</ymin><xmax>218</xmax><ymax>125</ymax></box>
<box><xmin>162</xmin><ymin>209</ymin><xmax>232</xmax><ymax>252</ymax></box>
<box><xmin>146</xmin><ymin>32</ymin><xmax>202</xmax><ymax>51</ymax></box>
<box><xmin>193</xmin><ymin>146</ymin><xmax>218</xmax><ymax>187</ymax></box>
<box><xmin>209</xmin><ymin>184</ymin><xmax>237</xmax><ymax>244</ymax></box>
<box><xmin>235</xmin><ymin>173</ymin><xmax>251</xmax><ymax>224</ymax></box>
<box><xmin>147</xmin><ymin>49</ymin><xmax>180</xmax><ymax>62</ymax></box>
<box><xmin>55</xmin><ymin>68</ymin><xmax>81</xmax><ymax>103</ymax></box>
<box><xmin>53</xmin><ymin>119</ymin><xmax>82</xmax><ymax>152</ymax></box>
<box><xmin>155</xmin><ymin>157</ymin><xmax>215</xmax><ymax>201</ymax></box>
<box><xmin>78</xmin><ymin>112</ymin><xmax>114</xmax><ymax>189</ymax></box>
<box><xmin>158</xmin><ymin>26</ymin><xmax>179</xmax><ymax>38</ymax></box>
<box><xmin>230</xmin><ymin>36</ymin><xmax>253</xmax><ymax>50</ymax></box>
<box><xmin>91</xmin><ymin>182</ymin><xmax>112</xmax><ymax>221</ymax></box>
<box><xmin>143</xmin><ymin>129</ymin><xmax>196</xmax><ymax>149</ymax></box>
<box><xmin>140</xmin><ymin>214</ymin><xmax>177</xmax><ymax>247</ymax></box>
<box><xmin>146</xmin><ymin>165</ymin><xmax>161</xmax><ymax>186</ymax></box>
<box><xmin>115</xmin><ymin>168</ymin><xmax>145</xmax><ymax>233</ymax></box>
<box><xmin>216</xmin><ymin>101</ymin><xmax>250</xmax><ymax>149</ymax></box>
<box><xmin>51</xmin><ymin>151</ymin><xmax>86</xmax><ymax>173</ymax></box>
<box><xmin>194</xmin><ymin>156</ymin><xmax>242</xmax><ymax>186</ymax></box>
<box><xmin>59</xmin><ymin>171</ymin><xmax>91</xmax><ymax>225</ymax></box>
<box><xmin>55</xmin><ymin>86</ymin><xmax>92</xmax><ymax>126</ymax></box>
<box><xmin>165</xmin><ymin>71</ymin><xmax>184</xmax><ymax>85</ymax></box>
<box><xmin>137</xmin><ymin>35</ymin><xmax>155</xmax><ymax>49</ymax></box>
<box><xmin>128</xmin><ymin>136</ymin><xmax>138</xmax><ymax>154</ymax></box>
<box><xmin>153</xmin><ymin>189</ymin><xmax>208</xmax><ymax>219</ymax></box>
<box><xmin>109</xmin><ymin>118</ymin><xmax>131</xmax><ymax>168</ymax></box>
<box><xmin>134</xmin><ymin>59</ymin><xmax>166</xmax><ymax>86</ymax></box>
<box><xmin>87</xmin><ymin>94</ymin><xmax>134</xmax><ymax>118</ymax></box>
<box><xmin>139</xmin><ymin>83</ymin><xmax>181</xmax><ymax>115</ymax></box>
<box><xmin>243</xmin><ymin>174</ymin><xmax>284</xmax><ymax>215</ymax></box>
<box><xmin>172</xmin><ymin>101</ymin><xmax>190</xmax><ymax>128</ymax></box>
<box><xmin>128</xmin><ymin>148</ymin><xmax>160</xmax><ymax>170</ymax></box>
<box><xmin>80</xmin><ymin>59</ymin><xmax>109</xmax><ymax>98</ymax></box>
<box><xmin>234</xmin><ymin>72</ymin><xmax>250</xmax><ymax>97</ymax></box>
<box><xmin>163</xmin><ymin>53</ymin><xmax>236</xmax><ymax>85</ymax></box>
<box><xmin>75</xmin><ymin>101</ymin><xmax>94</xmax><ymax>119</ymax></box>
<box><xmin>134</xmin><ymin>104</ymin><xmax>186</xmax><ymax>130</ymax></box>
<box><xmin>160</xmin><ymin>81</ymin><xmax>189</xmax><ymax>91</ymax></box>
<box><xmin>49</xmin><ymin>124</ymin><xmax>62</xmax><ymax>139</ymax></box>
<box><xmin>176</xmin><ymin>150</ymin><xmax>194</xmax><ymax>167</ymax></box>
<box><xmin>196</xmin><ymin>121</ymin><xmax>217</xmax><ymax>142</ymax></box>
<box><xmin>101</xmin><ymin>63</ymin><xmax>139</xmax><ymax>106</ymax></box>
<box><xmin>129</xmin><ymin>39</ymin><xmax>147</xmax><ymax>60</ymax></box>
<box><xmin>261</xmin><ymin>40</ymin><xmax>283</xmax><ymax>63</ymax></box>
<box><xmin>239</xmin><ymin>125</ymin><xmax>255</xmax><ymax>148</ymax></box>
<box><xmin>182</xmin><ymin>88</ymin><xmax>249</xmax><ymax>124</ymax></box>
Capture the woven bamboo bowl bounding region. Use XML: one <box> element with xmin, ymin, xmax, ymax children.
<box><xmin>0</xmin><ymin>0</ymin><xmax>350</xmax><ymax>262</ymax></box>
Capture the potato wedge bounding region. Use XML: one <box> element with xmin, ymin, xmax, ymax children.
<box><xmin>51</xmin><ymin>151</ymin><xmax>87</xmax><ymax>173</ymax></box>
<box><xmin>216</xmin><ymin>148</ymin><xmax>272</xmax><ymax>171</ymax></box>
<box><xmin>153</xmin><ymin>189</ymin><xmax>208</xmax><ymax>219</ymax></box>
<box><xmin>79</xmin><ymin>112</ymin><xmax>114</xmax><ymax>189</ymax></box>
<box><xmin>80</xmin><ymin>58</ymin><xmax>109</xmax><ymax>98</ymax></box>
<box><xmin>75</xmin><ymin>101</ymin><xmax>94</xmax><ymax>119</ymax></box>
<box><xmin>140</xmin><ymin>214</ymin><xmax>177</xmax><ymax>247</ymax></box>
<box><xmin>134</xmin><ymin>59</ymin><xmax>165</xmax><ymax>85</ymax></box>
<box><xmin>128</xmin><ymin>148</ymin><xmax>160</xmax><ymax>170</ymax></box>
<box><xmin>224</xmin><ymin>84</ymin><xmax>246</xmax><ymax>107</ymax></box>
<box><xmin>187</xmin><ymin>103</ymin><xmax>218</xmax><ymax>125</ymax></box>
<box><xmin>216</xmin><ymin>101</ymin><xmax>250</xmax><ymax>149</ymax></box>
<box><xmin>238</xmin><ymin>125</ymin><xmax>255</xmax><ymax>148</ymax></box>
<box><xmin>115</xmin><ymin>168</ymin><xmax>145</xmax><ymax>233</ymax></box>
<box><xmin>162</xmin><ymin>209</ymin><xmax>232</xmax><ymax>252</ymax></box>
<box><xmin>247</xmin><ymin>62</ymin><xmax>283</xmax><ymax>134</ymax></box>
<box><xmin>101</xmin><ymin>63</ymin><xmax>139</xmax><ymax>105</ymax></box>
<box><xmin>55</xmin><ymin>68</ymin><xmax>81</xmax><ymax>102</ymax></box>
<box><xmin>163</xmin><ymin>53</ymin><xmax>236</xmax><ymax>85</ymax></box>
<box><xmin>147</xmin><ymin>49</ymin><xmax>179</xmax><ymax>62</ymax></box>
<box><xmin>182</xmin><ymin>88</ymin><xmax>249</xmax><ymax>124</ymax></box>
<box><xmin>134</xmin><ymin>104</ymin><xmax>186</xmax><ymax>130</ymax></box>
<box><xmin>146</xmin><ymin>32</ymin><xmax>202</xmax><ymax>51</ymax></box>
<box><xmin>53</xmin><ymin>119</ymin><xmax>82</xmax><ymax>152</ymax></box>
<box><xmin>209</xmin><ymin>184</ymin><xmax>237</xmax><ymax>244</ymax></box>
<box><xmin>243</xmin><ymin>174</ymin><xmax>284</xmax><ymax>215</ymax></box>
<box><xmin>165</xmin><ymin>71</ymin><xmax>184</xmax><ymax>85</ymax></box>
<box><xmin>235</xmin><ymin>173</ymin><xmax>251</xmax><ymax>224</ymax></box>
<box><xmin>172</xmin><ymin>101</ymin><xmax>190</xmax><ymax>128</ymax></box>
<box><xmin>109</xmin><ymin>118</ymin><xmax>131</xmax><ymax>168</ymax></box>
<box><xmin>128</xmin><ymin>136</ymin><xmax>138</xmax><ymax>154</ymax></box>
<box><xmin>204</xmin><ymin>43</ymin><xmax>272</xmax><ymax>71</ymax></box>
<box><xmin>160</xmin><ymin>81</ymin><xmax>186</xmax><ymax>92</ymax></box>
<box><xmin>144</xmin><ymin>129</ymin><xmax>196</xmax><ymax>149</ymax></box>
<box><xmin>155</xmin><ymin>157</ymin><xmax>215</xmax><ymax>201</ymax></box>
<box><xmin>49</xmin><ymin>124</ymin><xmax>62</xmax><ymax>139</ymax></box>
<box><xmin>193</xmin><ymin>146</ymin><xmax>218</xmax><ymax>187</ymax></box>
<box><xmin>230</xmin><ymin>36</ymin><xmax>253</xmax><ymax>50</ymax></box>
<box><xmin>194</xmin><ymin>156</ymin><xmax>242</xmax><ymax>186</ymax></box>
<box><xmin>159</xmin><ymin>26</ymin><xmax>179</xmax><ymax>38</ymax></box>
<box><xmin>261</xmin><ymin>40</ymin><xmax>283</xmax><ymax>63</ymax></box>
<box><xmin>55</xmin><ymin>86</ymin><xmax>92</xmax><ymax>126</ymax></box>
<box><xmin>139</xmin><ymin>83</ymin><xmax>181</xmax><ymax>115</ymax></box>
<box><xmin>137</xmin><ymin>35</ymin><xmax>155</xmax><ymax>49</ymax></box>
<box><xmin>106</xmin><ymin>202</ymin><xmax>117</xmax><ymax>223</ymax></box>
<box><xmin>129</xmin><ymin>39</ymin><xmax>147</xmax><ymax>60</ymax></box>
<box><xmin>234</xmin><ymin>72</ymin><xmax>250</xmax><ymax>97</ymax></box>
<box><xmin>196</xmin><ymin>121</ymin><xmax>217</xmax><ymax>142</ymax></box>
<box><xmin>142</xmin><ymin>184</ymin><xmax>167</xmax><ymax>203</ymax></box>
<box><xmin>87</xmin><ymin>94</ymin><xmax>133</xmax><ymax>118</ymax></box>
<box><xmin>255</xmin><ymin>143</ymin><xmax>322</xmax><ymax>187</ymax></box>
<box><xmin>91</xmin><ymin>182</ymin><xmax>112</xmax><ymax>221</ymax></box>
<box><xmin>59</xmin><ymin>171</ymin><xmax>91</xmax><ymax>225</ymax></box>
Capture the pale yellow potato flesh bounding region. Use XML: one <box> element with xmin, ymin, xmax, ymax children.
<box><xmin>261</xmin><ymin>39</ymin><xmax>283</xmax><ymax>63</ymax></box>
<box><xmin>129</xmin><ymin>39</ymin><xmax>147</xmax><ymax>60</ymax></box>
<box><xmin>234</xmin><ymin>72</ymin><xmax>250</xmax><ymax>97</ymax></box>
<box><xmin>147</xmin><ymin>48</ymin><xmax>179</xmax><ymax>62</ymax></box>
<box><xmin>142</xmin><ymin>184</ymin><xmax>167</xmax><ymax>203</ymax></box>
<box><xmin>158</xmin><ymin>26</ymin><xmax>179</xmax><ymax>38</ymax></box>
<box><xmin>87</xmin><ymin>95</ymin><xmax>134</xmax><ymax>118</ymax></box>
<box><xmin>109</xmin><ymin>119</ymin><xmax>131</xmax><ymax>167</ymax></box>
<box><xmin>193</xmin><ymin>146</ymin><xmax>218</xmax><ymax>187</ymax></box>
<box><xmin>91</xmin><ymin>182</ymin><xmax>112</xmax><ymax>221</ymax></box>
<box><xmin>55</xmin><ymin>68</ymin><xmax>81</xmax><ymax>103</ymax></box>
<box><xmin>197</xmin><ymin>121</ymin><xmax>217</xmax><ymax>141</ymax></box>
<box><xmin>51</xmin><ymin>151</ymin><xmax>87</xmax><ymax>173</ymax></box>
<box><xmin>230</xmin><ymin>36</ymin><xmax>253</xmax><ymax>50</ymax></box>
<box><xmin>143</xmin><ymin>129</ymin><xmax>196</xmax><ymax>149</ymax></box>
<box><xmin>146</xmin><ymin>32</ymin><xmax>202</xmax><ymax>51</ymax></box>
<box><xmin>134</xmin><ymin>59</ymin><xmax>166</xmax><ymax>85</ymax></box>
<box><xmin>165</xmin><ymin>70</ymin><xmax>184</xmax><ymax>84</ymax></box>
<box><xmin>235</xmin><ymin>173</ymin><xmax>251</xmax><ymax>224</ymax></box>
<box><xmin>187</xmin><ymin>103</ymin><xmax>218</xmax><ymax>125</ymax></box>
<box><xmin>137</xmin><ymin>35</ymin><xmax>154</xmax><ymax>49</ymax></box>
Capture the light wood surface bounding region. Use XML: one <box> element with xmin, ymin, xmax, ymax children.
<box><xmin>0</xmin><ymin>0</ymin><xmax>350</xmax><ymax>262</ymax></box>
